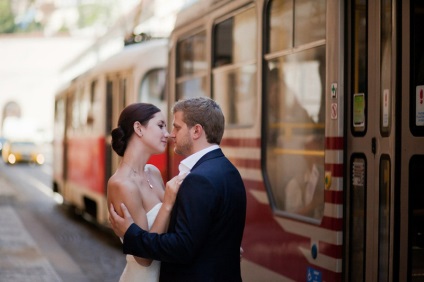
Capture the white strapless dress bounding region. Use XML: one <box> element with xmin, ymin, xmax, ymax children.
<box><xmin>119</xmin><ymin>203</ymin><xmax>162</xmax><ymax>282</ymax></box>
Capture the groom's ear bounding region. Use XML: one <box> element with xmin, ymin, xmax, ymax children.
<box><xmin>191</xmin><ymin>124</ymin><xmax>204</xmax><ymax>140</ymax></box>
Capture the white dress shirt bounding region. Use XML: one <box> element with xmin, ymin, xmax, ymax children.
<box><xmin>178</xmin><ymin>144</ymin><xmax>220</xmax><ymax>175</ymax></box>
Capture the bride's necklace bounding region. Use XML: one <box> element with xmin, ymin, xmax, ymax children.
<box><xmin>122</xmin><ymin>161</ymin><xmax>153</xmax><ymax>189</ymax></box>
<box><xmin>145</xmin><ymin>169</ymin><xmax>154</xmax><ymax>189</ymax></box>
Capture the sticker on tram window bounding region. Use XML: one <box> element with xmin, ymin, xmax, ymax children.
<box><xmin>416</xmin><ymin>85</ymin><xmax>424</xmax><ymax>126</ymax></box>
<box><xmin>352</xmin><ymin>158</ymin><xmax>365</xmax><ymax>187</ymax></box>
<box><xmin>353</xmin><ymin>93</ymin><xmax>365</xmax><ymax>127</ymax></box>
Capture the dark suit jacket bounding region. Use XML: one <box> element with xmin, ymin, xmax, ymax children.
<box><xmin>123</xmin><ymin>148</ymin><xmax>246</xmax><ymax>282</ymax></box>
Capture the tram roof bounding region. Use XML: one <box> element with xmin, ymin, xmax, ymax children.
<box><xmin>87</xmin><ymin>38</ymin><xmax>168</xmax><ymax>76</ymax></box>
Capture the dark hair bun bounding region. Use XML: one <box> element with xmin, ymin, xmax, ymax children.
<box><xmin>111</xmin><ymin>126</ymin><xmax>126</xmax><ymax>157</ymax></box>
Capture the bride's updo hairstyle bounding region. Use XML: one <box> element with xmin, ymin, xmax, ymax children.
<box><xmin>111</xmin><ymin>103</ymin><xmax>161</xmax><ymax>156</ymax></box>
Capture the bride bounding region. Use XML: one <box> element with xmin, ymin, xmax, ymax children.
<box><xmin>107</xmin><ymin>103</ymin><xmax>186</xmax><ymax>282</ymax></box>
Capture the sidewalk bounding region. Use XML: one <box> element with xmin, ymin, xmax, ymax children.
<box><xmin>0</xmin><ymin>176</ymin><xmax>62</xmax><ymax>282</ymax></box>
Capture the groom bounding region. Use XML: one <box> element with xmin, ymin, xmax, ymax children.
<box><xmin>109</xmin><ymin>97</ymin><xmax>246</xmax><ymax>282</ymax></box>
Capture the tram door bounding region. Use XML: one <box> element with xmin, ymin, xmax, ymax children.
<box><xmin>400</xmin><ymin>1</ymin><xmax>424</xmax><ymax>281</ymax></box>
<box><xmin>346</xmin><ymin>0</ymin><xmax>397</xmax><ymax>281</ymax></box>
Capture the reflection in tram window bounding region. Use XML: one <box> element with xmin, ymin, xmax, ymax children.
<box><xmin>264</xmin><ymin>0</ymin><xmax>326</xmax><ymax>221</ymax></box>
<box><xmin>213</xmin><ymin>7</ymin><xmax>257</xmax><ymax>127</ymax></box>
<box><xmin>176</xmin><ymin>31</ymin><xmax>207</xmax><ymax>99</ymax></box>
<box><xmin>265</xmin><ymin>49</ymin><xmax>325</xmax><ymax>220</ymax></box>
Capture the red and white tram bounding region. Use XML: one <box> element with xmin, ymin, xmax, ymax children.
<box><xmin>54</xmin><ymin>0</ymin><xmax>424</xmax><ymax>281</ymax></box>
<box><xmin>53</xmin><ymin>39</ymin><xmax>169</xmax><ymax>225</ymax></box>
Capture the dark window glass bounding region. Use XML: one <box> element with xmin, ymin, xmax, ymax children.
<box><xmin>351</xmin><ymin>0</ymin><xmax>367</xmax><ymax>135</ymax></box>
<box><xmin>409</xmin><ymin>155</ymin><xmax>424</xmax><ymax>281</ymax></box>
<box><xmin>380</xmin><ymin>0</ymin><xmax>392</xmax><ymax>135</ymax></box>
<box><xmin>411</xmin><ymin>0</ymin><xmax>424</xmax><ymax>135</ymax></box>
<box><xmin>349</xmin><ymin>155</ymin><xmax>367</xmax><ymax>282</ymax></box>
<box><xmin>378</xmin><ymin>156</ymin><xmax>391</xmax><ymax>281</ymax></box>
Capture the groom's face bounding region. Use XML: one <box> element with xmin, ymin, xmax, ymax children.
<box><xmin>170</xmin><ymin>111</ymin><xmax>193</xmax><ymax>156</ymax></box>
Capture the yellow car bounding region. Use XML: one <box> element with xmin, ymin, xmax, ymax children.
<box><xmin>2</xmin><ymin>140</ymin><xmax>45</xmax><ymax>165</ymax></box>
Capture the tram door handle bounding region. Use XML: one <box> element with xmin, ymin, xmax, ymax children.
<box><xmin>372</xmin><ymin>137</ymin><xmax>377</xmax><ymax>155</ymax></box>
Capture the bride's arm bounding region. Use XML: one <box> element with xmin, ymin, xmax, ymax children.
<box><xmin>132</xmin><ymin>172</ymin><xmax>184</xmax><ymax>267</ymax></box>
<box><xmin>107</xmin><ymin>179</ymin><xmax>153</xmax><ymax>266</ymax></box>
<box><xmin>148</xmin><ymin>168</ymin><xmax>186</xmax><ymax>234</ymax></box>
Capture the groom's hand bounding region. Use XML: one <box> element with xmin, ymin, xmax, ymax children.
<box><xmin>109</xmin><ymin>203</ymin><xmax>134</xmax><ymax>238</ymax></box>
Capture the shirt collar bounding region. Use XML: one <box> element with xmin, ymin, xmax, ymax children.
<box><xmin>179</xmin><ymin>144</ymin><xmax>220</xmax><ymax>174</ymax></box>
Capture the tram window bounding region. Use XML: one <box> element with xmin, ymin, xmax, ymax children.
<box><xmin>71</xmin><ymin>89</ymin><xmax>81</xmax><ymax>130</ymax></box>
<box><xmin>267</xmin><ymin>0</ymin><xmax>293</xmax><ymax>53</ymax></box>
<box><xmin>294</xmin><ymin>0</ymin><xmax>326</xmax><ymax>46</ymax></box>
<box><xmin>212</xmin><ymin>7</ymin><xmax>257</xmax><ymax>127</ymax></box>
<box><xmin>120</xmin><ymin>78</ymin><xmax>127</xmax><ymax>109</ymax></box>
<box><xmin>264</xmin><ymin>46</ymin><xmax>325</xmax><ymax>220</ymax></box>
<box><xmin>176</xmin><ymin>31</ymin><xmax>207</xmax><ymax>99</ymax></box>
<box><xmin>105</xmin><ymin>80</ymin><xmax>113</xmax><ymax>135</ymax></box>
<box><xmin>351</xmin><ymin>0</ymin><xmax>367</xmax><ymax>135</ymax></box>
<box><xmin>409</xmin><ymin>155</ymin><xmax>424</xmax><ymax>281</ymax></box>
<box><xmin>66</xmin><ymin>93</ymin><xmax>74</xmax><ymax>131</ymax></box>
<box><xmin>54</xmin><ymin>98</ymin><xmax>65</xmax><ymax>137</ymax></box>
<box><xmin>380</xmin><ymin>0</ymin><xmax>392</xmax><ymax>136</ymax></box>
<box><xmin>411</xmin><ymin>0</ymin><xmax>424</xmax><ymax>136</ymax></box>
<box><xmin>177</xmin><ymin>77</ymin><xmax>207</xmax><ymax>100</ymax></box>
<box><xmin>267</xmin><ymin>0</ymin><xmax>325</xmax><ymax>53</ymax></box>
<box><xmin>139</xmin><ymin>69</ymin><xmax>166</xmax><ymax>113</ymax></box>
<box><xmin>79</xmin><ymin>88</ymin><xmax>91</xmax><ymax>129</ymax></box>
<box><xmin>349</xmin><ymin>155</ymin><xmax>367</xmax><ymax>282</ymax></box>
<box><xmin>378</xmin><ymin>155</ymin><xmax>391</xmax><ymax>281</ymax></box>
<box><xmin>87</xmin><ymin>81</ymin><xmax>97</xmax><ymax>127</ymax></box>
<box><xmin>90</xmin><ymin>80</ymin><xmax>102</xmax><ymax>131</ymax></box>
<box><xmin>177</xmin><ymin>31</ymin><xmax>207</xmax><ymax>76</ymax></box>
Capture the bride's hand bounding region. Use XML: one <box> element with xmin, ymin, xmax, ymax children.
<box><xmin>163</xmin><ymin>173</ymin><xmax>187</xmax><ymax>211</ymax></box>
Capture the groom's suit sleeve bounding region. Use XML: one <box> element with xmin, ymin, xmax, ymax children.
<box><xmin>122</xmin><ymin>172</ymin><xmax>216</xmax><ymax>263</ymax></box>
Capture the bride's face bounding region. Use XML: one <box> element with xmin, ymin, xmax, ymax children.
<box><xmin>142</xmin><ymin>112</ymin><xmax>169</xmax><ymax>154</ymax></box>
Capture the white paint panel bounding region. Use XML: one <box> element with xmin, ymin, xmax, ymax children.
<box><xmin>323</xmin><ymin>203</ymin><xmax>343</xmax><ymax>219</ymax></box>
